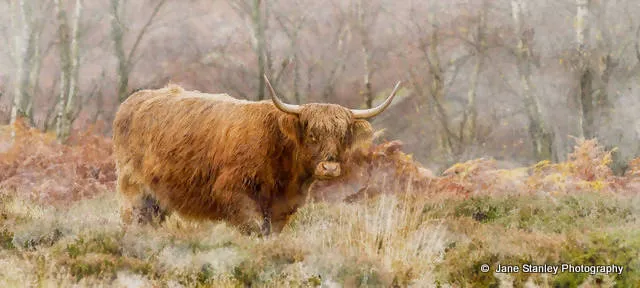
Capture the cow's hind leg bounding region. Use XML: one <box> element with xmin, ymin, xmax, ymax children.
<box><xmin>215</xmin><ymin>192</ymin><xmax>266</xmax><ymax>235</ymax></box>
<box><xmin>117</xmin><ymin>165</ymin><xmax>169</xmax><ymax>227</ymax></box>
<box><xmin>135</xmin><ymin>192</ymin><xmax>170</xmax><ymax>225</ymax></box>
<box><xmin>116</xmin><ymin>170</ymin><xmax>142</xmax><ymax>226</ymax></box>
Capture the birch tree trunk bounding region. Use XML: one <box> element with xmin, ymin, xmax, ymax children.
<box><xmin>15</xmin><ymin>1</ymin><xmax>47</xmax><ymax>129</ymax></box>
<box><xmin>264</xmin><ymin>0</ymin><xmax>273</xmax><ymax>80</ymax></box>
<box><xmin>356</xmin><ymin>0</ymin><xmax>374</xmax><ymax>108</ymax></box>
<box><xmin>575</xmin><ymin>0</ymin><xmax>594</xmax><ymax>139</ymax></box>
<box><xmin>10</xmin><ymin>0</ymin><xmax>27</xmax><ymax>130</ymax></box>
<box><xmin>26</xmin><ymin>29</ymin><xmax>42</xmax><ymax>125</ymax></box>
<box><xmin>7</xmin><ymin>0</ymin><xmax>48</xmax><ymax>132</ymax></box>
<box><xmin>292</xmin><ymin>41</ymin><xmax>301</xmax><ymax>104</ymax></box>
<box><xmin>253</xmin><ymin>0</ymin><xmax>266</xmax><ymax>100</ymax></box>
<box><xmin>511</xmin><ymin>0</ymin><xmax>553</xmax><ymax>161</ymax></box>
<box><xmin>461</xmin><ymin>0</ymin><xmax>487</xmax><ymax>145</ymax></box>
<box><xmin>110</xmin><ymin>0</ymin><xmax>128</xmax><ymax>103</ymax></box>
<box><xmin>54</xmin><ymin>0</ymin><xmax>70</xmax><ymax>142</ymax></box>
<box><xmin>56</xmin><ymin>0</ymin><xmax>82</xmax><ymax>143</ymax></box>
<box><xmin>592</xmin><ymin>2</ymin><xmax>613</xmax><ymax>125</ymax></box>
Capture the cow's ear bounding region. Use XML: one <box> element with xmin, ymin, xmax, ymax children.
<box><xmin>278</xmin><ymin>114</ymin><xmax>301</xmax><ymax>143</ymax></box>
<box><xmin>351</xmin><ymin>119</ymin><xmax>373</xmax><ymax>148</ymax></box>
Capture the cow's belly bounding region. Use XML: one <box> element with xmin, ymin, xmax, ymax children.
<box><xmin>145</xmin><ymin>182</ymin><xmax>223</xmax><ymax>221</ymax></box>
<box><xmin>143</xmin><ymin>174</ymin><xmax>265</xmax><ymax>227</ymax></box>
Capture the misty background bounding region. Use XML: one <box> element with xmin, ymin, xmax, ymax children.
<box><xmin>1</xmin><ymin>0</ymin><xmax>639</xmax><ymax>173</ymax></box>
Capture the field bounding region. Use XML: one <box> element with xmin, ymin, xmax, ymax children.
<box><xmin>1</xmin><ymin>122</ymin><xmax>639</xmax><ymax>287</ymax></box>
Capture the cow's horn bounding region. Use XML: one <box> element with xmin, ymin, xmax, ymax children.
<box><xmin>265</xmin><ymin>74</ymin><xmax>302</xmax><ymax>115</ymax></box>
<box><xmin>351</xmin><ymin>81</ymin><xmax>402</xmax><ymax>119</ymax></box>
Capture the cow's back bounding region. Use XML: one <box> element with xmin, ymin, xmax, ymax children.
<box><xmin>114</xmin><ymin>85</ymin><xmax>261</xmax><ymax>166</ymax></box>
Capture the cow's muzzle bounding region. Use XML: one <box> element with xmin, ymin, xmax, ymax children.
<box><xmin>314</xmin><ymin>161</ymin><xmax>341</xmax><ymax>179</ymax></box>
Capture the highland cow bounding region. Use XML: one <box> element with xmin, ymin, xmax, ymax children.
<box><xmin>113</xmin><ymin>76</ymin><xmax>400</xmax><ymax>234</ymax></box>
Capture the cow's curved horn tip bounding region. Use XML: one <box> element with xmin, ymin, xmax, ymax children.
<box><xmin>351</xmin><ymin>80</ymin><xmax>402</xmax><ymax>119</ymax></box>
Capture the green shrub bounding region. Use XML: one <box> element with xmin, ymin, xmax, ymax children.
<box><xmin>554</xmin><ymin>232</ymin><xmax>640</xmax><ymax>287</ymax></box>
<box><xmin>0</xmin><ymin>228</ymin><xmax>14</xmax><ymax>250</ymax></box>
<box><xmin>66</xmin><ymin>234</ymin><xmax>121</xmax><ymax>258</ymax></box>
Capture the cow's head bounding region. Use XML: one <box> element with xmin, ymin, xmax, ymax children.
<box><xmin>265</xmin><ymin>75</ymin><xmax>401</xmax><ymax>180</ymax></box>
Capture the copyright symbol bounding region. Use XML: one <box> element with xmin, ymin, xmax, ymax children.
<box><xmin>480</xmin><ymin>264</ymin><xmax>490</xmax><ymax>273</ymax></box>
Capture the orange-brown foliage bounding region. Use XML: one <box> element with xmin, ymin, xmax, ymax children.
<box><xmin>435</xmin><ymin>158</ymin><xmax>527</xmax><ymax>197</ymax></box>
<box><xmin>626</xmin><ymin>157</ymin><xmax>640</xmax><ymax>178</ymax></box>
<box><xmin>314</xmin><ymin>138</ymin><xmax>636</xmax><ymax>202</ymax></box>
<box><xmin>623</xmin><ymin>155</ymin><xmax>640</xmax><ymax>193</ymax></box>
<box><xmin>0</xmin><ymin>120</ymin><xmax>635</xmax><ymax>207</ymax></box>
<box><xmin>0</xmin><ymin>120</ymin><xmax>116</xmax><ymax>204</ymax></box>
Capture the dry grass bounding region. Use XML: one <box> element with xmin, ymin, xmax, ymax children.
<box><xmin>0</xmin><ymin>121</ymin><xmax>639</xmax><ymax>287</ymax></box>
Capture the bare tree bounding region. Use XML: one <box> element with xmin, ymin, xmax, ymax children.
<box><xmin>319</xmin><ymin>23</ymin><xmax>350</xmax><ymax>103</ymax></box>
<box><xmin>460</xmin><ymin>0</ymin><xmax>488</xmax><ymax>145</ymax></box>
<box><xmin>252</xmin><ymin>0</ymin><xmax>267</xmax><ymax>100</ymax></box>
<box><xmin>9</xmin><ymin>0</ymin><xmax>27</xmax><ymax>129</ymax></box>
<box><xmin>54</xmin><ymin>0</ymin><xmax>82</xmax><ymax>143</ymax></box>
<box><xmin>353</xmin><ymin>0</ymin><xmax>381</xmax><ymax>109</ymax></box>
<box><xmin>573</xmin><ymin>0</ymin><xmax>618</xmax><ymax>138</ymax></box>
<box><xmin>110</xmin><ymin>0</ymin><xmax>167</xmax><ymax>102</ymax></box>
<box><xmin>575</xmin><ymin>0</ymin><xmax>594</xmax><ymax>139</ymax></box>
<box><xmin>229</xmin><ymin>0</ymin><xmax>268</xmax><ymax>101</ymax></box>
<box><xmin>9</xmin><ymin>0</ymin><xmax>47</xmax><ymax>129</ymax></box>
<box><xmin>283</xmin><ymin>1</ymin><xmax>352</xmax><ymax>104</ymax></box>
<box><xmin>272</xmin><ymin>0</ymin><xmax>309</xmax><ymax>104</ymax></box>
<box><xmin>511</xmin><ymin>0</ymin><xmax>553</xmax><ymax>161</ymax></box>
<box><xmin>425</xmin><ymin>20</ymin><xmax>455</xmax><ymax>158</ymax></box>
<box><xmin>404</xmin><ymin>7</ymin><xmax>470</xmax><ymax>164</ymax></box>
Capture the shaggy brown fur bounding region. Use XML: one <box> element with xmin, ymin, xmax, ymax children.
<box><xmin>113</xmin><ymin>85</ymin><xmax>374</xmax><ymax>234</ymax></box>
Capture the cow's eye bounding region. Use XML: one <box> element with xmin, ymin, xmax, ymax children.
<box><xmin>309</xmin><ymin>134</ymin><xmax>317</xmax><ymax>143</ymax></box>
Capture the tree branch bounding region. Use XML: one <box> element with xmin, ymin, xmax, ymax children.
<box><xmin>126</xmin><ymin>0</ymin><xmax>167</xmax><ymax>68</ymax></box>
<box><xmin>635</xmin><ymin>24</ymin><xmax>640</xmax><ymax>63</ymax></box>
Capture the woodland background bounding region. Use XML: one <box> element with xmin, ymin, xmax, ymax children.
<box><xmin>2</xmin><ymin>0</ymin><xmax>640</xmax><ymax>172</ymax></box>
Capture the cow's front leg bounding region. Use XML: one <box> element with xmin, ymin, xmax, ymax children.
<box><xmin>261</xmin><ymin>212</ymin><xmax>272</xmax><ymax>235</ymax></box>
<box><xmin>212</xmin><ymin>173</ymin><xmax>274</xmax><ymax>235</ymax></box>
<box><xmin>258</xmin><ymin>190</ymin><xmax>275</xmax><ymax>235</ymax></box>
<box><xmin>269</xmin><ymin>198</ymin><xmax>304</xmax><ymax>233</ymax></box>
<box><xmin>212</xmin><ymin>190</ymin><xmax>266</xmax><ymax>235</ymax></box>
